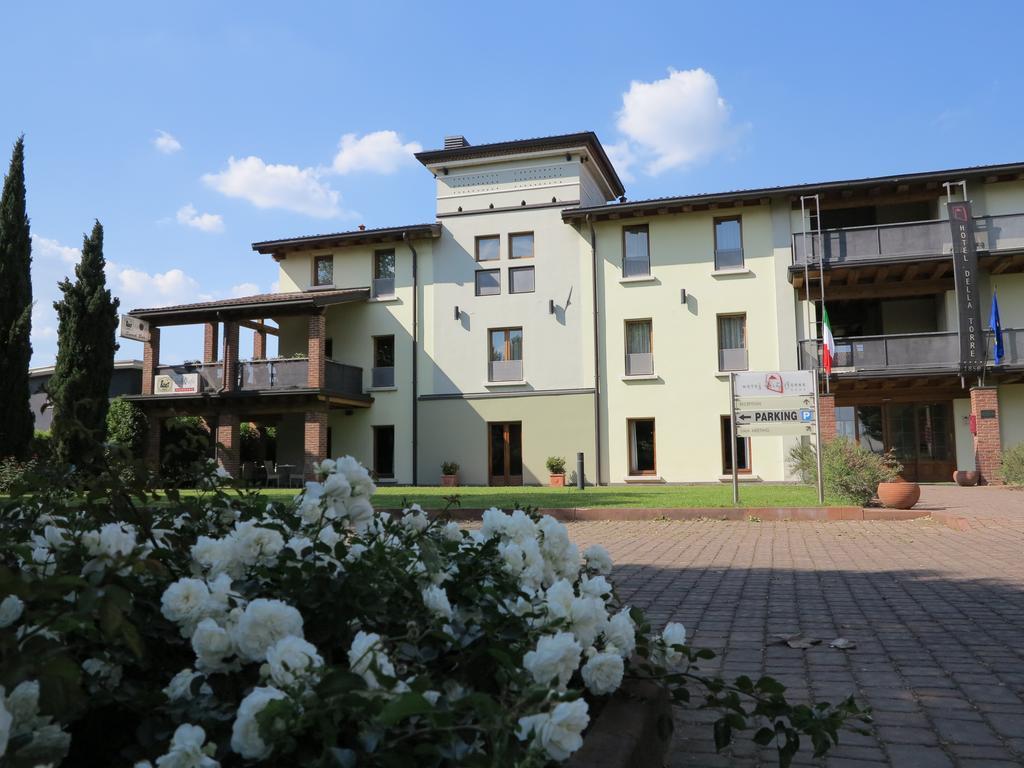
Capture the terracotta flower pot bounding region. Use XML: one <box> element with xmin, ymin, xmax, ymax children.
<box><xmin>877</xmin><ymin>480</ymin><xmax>920</xmax><ymax>509</ymax></box>
<box><xmin>440</xmin><ymin>474</ymin><xmax>458</xmax><ymax>487</ymax></box>
<box><xmin>953</xmin><ymin>470</ymin><xmax>979</xmax><ymax>487</ymax></box>
<box><xmin>549</xmin><ymin>473</ymin><xmax>566</xmax><ymax>487</ymax></box>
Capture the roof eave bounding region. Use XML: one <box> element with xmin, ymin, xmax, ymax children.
<box><xmin>251</xmin><ymin>223</ymin><xmax>441</xmax><ymax>255</ymax></box>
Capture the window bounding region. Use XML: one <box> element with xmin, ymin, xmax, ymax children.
<box><xmin>313</xmin><ymin>255</ymin><xmax>333</xmax><ymax>286</ymax></box>
<box><xmin>509</xmin><ymin>266</ymin><xmax>535</xmax><ymax>294</ymax></box>
<box><xmin>476</xmin><ymin>235</ymin><xmax>500</xmax><ymax>262</ymax></box>
<box><xmin>325</xmin><ymin>338</ymin><xmax>334</xmax><ymax>359</ymax></box>
<box><xmin>489</xmin><ymin>327</ymin><xmax>523</xmax><ymax>382</ymax></box>
<box><xmin>373</xmin><ymin>425</ymin><xmax>395</xmax><ymax>479</ymax></box>
<box><xmin>717</xmin><ymin>313</ymin><xmax>748</xmax><ymax>371</ymax></box>
<box><xmin>475</xmin><ymin>269</ymin><xmax>501</xmax><ymax>296</ymax></box>
<box><xmin>624</xmin><ymin>319</ymin><xmax>653</xmax><ymax>376</ymax></box>
<box><xmin>837</xmin><ymin>406</ymin><xmax>884</xmax><ymax>453</ymax></box>
<box><xmin>372</xmin><ymin>335</ymin><xmax>395</xmax><ymax>388</ymax></box>
<box><xmin>628</xmin><ymin>419</ymin><xmax>656</xmax><ymax>476</ymax></box>
<box><xmin>510</xmin><ymin>232</ymin><xmax>534</xmax><ymax>259</ymax></box>
<box><xmin>720</xmin><ymin>416</ymin><xmax>751</xmax><ymax>474</ymax></box>
<box><xmin>373</xmin><ymin>249</ymin><xmax>396</xmax><ymax>297</ymax></box>
<box><xmin>714</xmin><ymin>217</ymin><xmax>744</xmax><ymax>270</ymax></box>
<box><xmin>622</xmin><ymin>225</ymin><xmax>650</xmax><ymax>277</ymax></box>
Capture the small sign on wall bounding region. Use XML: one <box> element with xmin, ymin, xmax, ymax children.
<box><xmin>154</xmin><ymin>373</ymin><xmax>199</xmax><ymax>395</ymax></box>
<box><xmin>119</xmin><ymin>314</ymin><xmax>151</xmax><ymax>342</ymax></box>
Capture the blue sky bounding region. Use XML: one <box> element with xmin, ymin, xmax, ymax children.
<box><xmin>4</xmin><ymin>1</ymin><xmax>1023</xmax><ymax>366</ymax></box>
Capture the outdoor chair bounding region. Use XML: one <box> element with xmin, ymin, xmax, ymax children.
<box><xmin>288</xmin><ymin>470</ymin><xmax>304</xmax><ymax>488</ymax></box>
<box><xmin>263</xmin><ymin>460</ymin><xmax>281</xmax><ymax>487</ymax></box>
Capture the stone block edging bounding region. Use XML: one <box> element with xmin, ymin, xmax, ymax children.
<box><xmin>431</xmin><ymin>506</ymin><xmax>929</xmax><ymax>523</ymax></box>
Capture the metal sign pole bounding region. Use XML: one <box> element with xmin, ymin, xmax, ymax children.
<box><xmin>813</xmin><ymin>371</ymin><xmax>825</xmax><ymax>504</ymax></box>
<box><xmin>730</xmin><ymin>372</ymin><xmax>739</xmax><ymax>505</ymax></box>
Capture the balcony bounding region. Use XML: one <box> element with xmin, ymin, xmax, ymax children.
<box><xmin>371</xmin><ymin>366</ymin><xmax>395</xmax><ymax>388</ymax></box>
<box><xmin>488</xmin><ymin>359</ymin><xmax>523</xmax><ymax>383</ymax></box>
<box><xmin>625</xmin><ymin>352</ymin><xmax>654</xmax><ymax>376</ymax></box>
<box><xmin>718</xmin><ymin>348</ymin><xmax>749</xmax><ymax>372</ymax></box>
<box><xmin>792</xmin><ymin>212</ymin><xmax>1024</xmax><ymax>266</ymax></box>
<box><xmin>797</xmin><ymin>329</ymin><xmax>1024</xmax><ymax>375</ymax></box>
<box><xmin>373</xmin><ymin>277</ymin><xmax>395</xmax><ymax>298</ymax></box>
<box><xmin>154</xmin><ymin>358</ymin><xmax>366</xmax><ymax>400</ymax></box>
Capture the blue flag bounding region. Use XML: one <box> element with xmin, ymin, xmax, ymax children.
<box><xmin>990</xmin><ymin>290</ymin><xmax>1004</xmax><ymax>365</ymax></box>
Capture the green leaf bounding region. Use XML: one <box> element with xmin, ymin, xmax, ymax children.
<box><xmin>713</xmin><ymin>719</ymin><xmax>732</xmax><ymax>751</ymax></box>
<box><xmin>377</xmin><ymin>692</ymin><xmax>434</xmax><ymax>726</ymax></box>
<box><xmin>754</xmin><ymin>727</ymin><xmax>775</xmax><ymax>746</ymax></box>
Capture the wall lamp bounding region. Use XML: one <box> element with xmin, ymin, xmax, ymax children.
<box><xmin>454</xmin><ymin>305</ymin><xmax>460</xmax><ymax>321</ymax></box>
<box><xmin>549</xmin><ymin>300</ymin><xmax>555</xmax><ymax>315</ymax></box>
<box><xmin>680</xmin><ymin>289</ymin><xmax>687</xmax><ymax>303</ymax></box>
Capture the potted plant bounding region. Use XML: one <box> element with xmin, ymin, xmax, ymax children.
<box><xmin>440</xmin><ymin>461</ymin><xmax>459</xmax><ymax>487</ymax></box>
<box><xmin>546</xmin><ymin>455</ymin><xmax>567</xmax><ymax>487</ymax></box>
<box><xmin>876</xmin><ymin>449</ymin><xmax>920</xmax><ymax>509</ymax></box>
<box><xmin>953</xmin><ymin>469</ymin><xmax>979</xmax><ymax>486</ymax></box>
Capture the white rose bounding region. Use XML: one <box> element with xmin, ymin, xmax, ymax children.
<box><xmin>321</xmin><ymin>472</ymin><xmax>352</xmax><ymax>499</ymax></box>
<box><xmin>0</xmin><ymin>692</ymin><xmax>9</xmax><ymax>759</ymax></box>
<box><xmin>570</xmin><ymin>596</ymin><xmax>608</xmax><ymax>647</ymax></box>
<box><xmin>480</xmin><ymin>508</ymin><xmax>509</xmax><ymax>539</ymax></box>
<box><xmin>82</xmin><ymin>658</ymin><xmax>123</xmax><ymax>689</ymax></box>
<box><xmin>161</xmin><ymin>578</ymin><xmax>212</xmax><ymax>632</ymax></box>
<box><xmin>498</xmin><ymin>541</ymin><xmax>525</xmax><ymax>576</ymax></box>
<box><xmin>604</xmin><ymin>610</ymin><xmax>636</xmax><ymax>658</ymax></box>
<box><xmin>314</xmin><ymin>458</ymin><xmax>336</xmax><ymax>477</ymax></box>
<box><xmin>581</xmin><ymin>651</ymin><xmax>624</xmax><ymax>695</ymax></box>
<box><xmin>345</xmin><ymin>543</ymin><xmax>367</xmax><ymax>562</ymax></box>
<box><xmin>6</xmin><ymin>680</ymin><xmax>39</xmax><ymax>735</ymax></box>
<box><xmin>232</xmin><ymin>522</ymin><xmax>284</xmax><ymax>566</ymax></box>
<box><xmin>163</xmin><ymin>669</ymin><xmax>210</xmax><ymax>701</ymax></box>
<box><xmin>0</xmin><ymin>596</ymin><xmax>24</xmax><ymax>628</ymax></box>
<box><xmin>285</xmin><ymin>536</ymin><xmax>313</xmax><ymax>558</ymax></box>
<box><xmin>583</xmin><ymin>544</ymin><xmax>613</xmax><ymax>576</ymax></box>
<box><xmin>155</xmin><ymin>723</ymin><xmax>217</xmax><ymax>768</ymax></box>
<box><xmin>191</xmin><ymin>536</ymin><xmax>238</xmax><ymax>577</ymax></box>
<box><xmin>232</xmin><ymin>599</ymin><xmax>304</xmax><ymax>662</ymax></box>
<box><xmin>191</xmin><ymin>619</ymin><xmax>235</xmax><ymax>671</ymax></box>
<box><xmin>421</xmin><ymin>585</ymin><xmax>453</xmax><ymax>619</ymax></box>
<box><xmin>544</xmin><ymin>579</ymin><xmax>574</xmax><ymax>621</ymax></box>
<box><xmin>230</xmin><ymin>686</ymin><xmax>287</xmax><ymax>760</ymax></box>
<box><xmin>336</xmin><ymin>456</ymin><xmax>376</xmax><ymax>497</ymax></box>
<box><xmin>317</xmin><ymin>525</ymin><xmax>341</xmax><ymax>550</ymax></box>
<box><xmin>579</xmin><ymin>575</ymin><xmax>612</xmax><ymax>600</ymax></box>
<box><xmin>517</xmin><ymin>699</ymin><xmax>589</xmax><ymax>761</ymax></box>
<box><xmin>344</xmin><ymin>497</ymin><xmax>375</xmax><ymax>531</ymax></box>
<box><xmin>43</xmin><ymin>525</ymin><xmax>69</xmax><ymax>550</ymax></box>
<box><xmin>401</xmin><ymin>505</ymin><xmax>430</xmax><ymax>533</ymax></box>
<box><xmin>265</xmin><ymin>636</ymin><xmax>323</xmax><ymax>687</ymax></box>
<box><xmin>347</xmin><ymin>631</ymin><xmax>395</xmax><ymax>689</ymax></box>
<box><xmin>660</xmin><ymin>622</ymin><xmax>687</xmax><ymax>669</ymax></box>
<box><xmin>82</xmin><ymin>522</ymin><xmax>137</xmax><ymax>559</ymax></box>
<box><xmin>522</xmin><ymin>632</ymin><xmax>581</xmax><ymax>690</ymax></box>
<box><xmin>505</xmin><ymin>510</ymin><xmax>537</xmax><ymax>543</ymax></box>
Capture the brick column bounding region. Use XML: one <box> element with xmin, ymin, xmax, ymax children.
<box><xmin>818</xmin><ymin>393</ymin><xmax>837</xmax><ymax>443</ymax></box>
<box><xmin>308</xmin><ymin>313</ymin><xmax>326</xmax><ymax>388</ymax></box>
<box><xmin>215</xmin><ymin>414</ymin><xmax>241</xmax><ymax>478</ymax></box>
<box><xmin>223</xmin><ymin>321</ymin><xmax>240</xmax><ymax>391</ymax></box>
<box><xmin>203</xmin><ymin>322</ymin><xmax>219</xmax><ymax>363</ymax></box>
<box><xmin>970</xmin><ymin>386</ymin><xmax>1003</xmax><ymax>485</ymax></box>
<box><xmin>143</xmin><ymin>416</ymin><xmax>161</xmax><ymax>472</ymax></box>
<box><xmin>141</xmin><ymin>327</ymin><xmax>161</xmax><ymax>395</ymax></box>
<box><xmin>253</xmin><ymin>321</ymin><xmax>267</xmax><ymax>359</ymax></box>
<box><xmin>303</xmin><ymin>411</ymin><xmax>328</xmax><ymax>479</ymax></box>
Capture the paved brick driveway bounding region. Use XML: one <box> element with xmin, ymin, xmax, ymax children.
<box><xmin>567</xmin><ymin>510</ymin><xmax>1024</xmax><ymax>767</ymax></box>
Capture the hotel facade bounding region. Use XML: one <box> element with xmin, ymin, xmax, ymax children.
<box><xmin>126</xmin><ymin>132</ymin><xmax>1024</xmax><ymax>486</ymax></box>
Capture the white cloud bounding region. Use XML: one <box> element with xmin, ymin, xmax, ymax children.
<box><xmin>108</xmin><ymin>263</ymin><xmax>212</xmax><ymax>309</ymax></box>
<box><xmin>231</xmin><ymin>282</ymin><xmax>260</xmax><ymax>297</ymax></box>
<box><xmin>33</xmin><ymin>234</ymin><xmax>81</xmax><ymax>265</ymax></box>
<box><xmin>603</xmin><ymin>141</ymin><xmax>637</xmax><ymax>184</ymax></box>
<box><xmin>202</xmin><ymin>156</ymin><xmax>344</xmax><ymax>218</ymax></box>
<box><xmin>176</xmin><ymin>203</ymin><xmax>224</xmax><ymax>233</ymax></box>
<box><xmin>615</xmin><ymin>68</ymin><xmax>744</xmax><ymax>175</ymax></box>
<box><xmin>331</xmin><ymin>130</ymin><xmax>422</xmax><ymax>175</ymax></box>
<box><xmin>154</xmin><ymin>130</ymin><xmax>183</xmax><ymax>154</ymax></box>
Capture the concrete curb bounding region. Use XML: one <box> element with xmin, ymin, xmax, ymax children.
<box><xmin>566</xmin><ymin>678</ymin><xmax>672</xmax><ymax>768</ymax></box>
<box><xmin>434</xmin><ymin>506</ymin><xmax>930</xmax><ymax>523</ymax></box>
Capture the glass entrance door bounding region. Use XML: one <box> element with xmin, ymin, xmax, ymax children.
<box><xmin>488</xmin><ymin>422</ymin><xmax>523</xmax><ymax>486</ymax></box>
<box><xmin>883</xmin><ymin>402</ymin><xmax>954</xmax><ymax>482</ymax></box>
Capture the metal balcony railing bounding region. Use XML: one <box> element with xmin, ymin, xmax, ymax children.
<box><xmin>791</xmin><ymin>212</ymin><xmax>1024</xmax><ymax>265</ymax></box>
<box><xmin>718</xmin><ymin>348</ymin><xmax>748</xmax><ymax>372</ymax></box>
<box><xmin>488</xmin><ymin>359</ymin><xmax>523</xmax><ymax>382</ymax></box>
<box><xmin>625</xmin><ymin>352</ymin><xmax>654</xmax><ymax>376</ymax></box>
<box><xmin>155</xmin><ymin>358</ymin><xmax>365</xmax><ymax>399</ymax></box>
<box><xmin>623</xmin><ymin>256</ymin><xmax>651</xmax><ymax>278</ymax></box>
<box><xmin>797</xmin><ymin>329</ymin><xmax>1024</xmax><ymax>373</ymax></box>
<box><xmin>371</xmin><ymin>366</ymin><xmax>395</xmax><ymax>388</ymax></box>
<box><xmin>373</xmin><ymin>277</ymin><xmax>395</xmax><ymax>298</ymax></box>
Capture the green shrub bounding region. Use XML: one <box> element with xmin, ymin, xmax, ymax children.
<box><xmin>31</xmin><ymin>429</ymin><xmax>53</xmax><ymax>460</ymax></box>
<box><xmin>0</xmin><ymin>456</ymin><xmax>36</xmax><ymax>494</ymax></box>
<box><xmin>105</xmin><ymin>397</ymin><xmax>148</xmax><ymax>454</ymax></box>
<box><xmin>1002</xmin><ymin>443</ymin><xmax>1024</xmax><ymax>486</ymax></box>
<box><xmin>788</xmin><ymin>438</ymin><xmax>899</xmax><ymax>506</ymax></box>
<box><xmin>546</xmin><ymin>455</ymin><xmax>567</xmax><ymax>474</ymax></box>
<box><xmin>160</xmin><ymin>416</ymin><xmax>212</xmax><ymax>487</ymax></box>
<box><xmin>441</xmin><ymin>461</ymin><xmax>459</xmax><ymax>476</ymax></box>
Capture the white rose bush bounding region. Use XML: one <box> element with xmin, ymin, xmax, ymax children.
<box><xmin>0</xmin><ymin>455</ymin><xmax>866</xmax><ymax>767</ymax></box>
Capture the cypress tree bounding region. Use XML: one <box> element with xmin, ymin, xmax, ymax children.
<box><xmin>0</xmin><ymin>136</ymin><xmax>35</xmax><ymax>460</ymax></box>
<box><xmin>48</xmin><ymin>221</ymin><xmax>120</xmax><ymax>467</ymax></box>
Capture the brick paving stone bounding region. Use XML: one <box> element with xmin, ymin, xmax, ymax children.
<box><xmin>566</xmin><ymin>510</ymin><xmax>1024</xmax><ymax>766</ymax></box>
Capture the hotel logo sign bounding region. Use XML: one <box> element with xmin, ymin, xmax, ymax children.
<box><xmin>947</xmin><ymin>201</ymin><xmax>984</xmax><ymax>374</ymax></box>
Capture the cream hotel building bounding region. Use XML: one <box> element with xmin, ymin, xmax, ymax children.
<box><xmin>127</xmin><ymin>132</ymin><xmax>1024</xmax><ymax>487</ymax></box>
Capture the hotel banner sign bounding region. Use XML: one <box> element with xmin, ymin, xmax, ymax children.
<box><xmin>947</xmin><ymin>201</ymin><xmax>984</xmax><ymax>374</ymax></box>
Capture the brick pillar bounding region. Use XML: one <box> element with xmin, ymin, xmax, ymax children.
<box><xmin>223</xmin><ymin>321</ymin><xmax>240</xmax><ymax>391</ymax></box>
<box><xmin>203</xmin><ymin>322</ymin><xmax>219</xmax><ymax>363</ymax></box>
<box><xmin>308</xmin><ymin>313</ymin><xmax>325</xmax><ymax>388</ymax></box>
<box><xmin>141</xmin><ymin>327</ymin><xmax>161</xmax><ymax>395</ymax></box>
<box><xmin>253</xmin><ymin>321</ymin><xmax>267</xmax><ymax>359</ymax></box>
<box><xmin>970</xmin><ymin>386</ymin><xmax>1002</xmax><ymax>485</ymax></box>
<box><xmin>143</xmin><ymin>416</ymin><xmax>161</xmax><ymax>471</ymax></box>
<box><xmin>215</xmin><ymin>414</ymin><xmax>241</xmax><ymax>478</ymax></box>
<box><xmin>303</xmin><ymin>411</ymin><xmax>328</xmax><ymax>479</ymax></box>
<box><xmin>818</xmin><ymin>393</ymin><xmax>837</xmax><ymax>443</ymax></box>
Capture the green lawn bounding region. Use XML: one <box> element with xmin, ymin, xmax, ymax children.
<box><xmin>226</xmin><ymin>483</ymin><xmax>825</xmax><ymax>510</ymax></box>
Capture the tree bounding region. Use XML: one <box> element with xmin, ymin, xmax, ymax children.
<box><xmin>0</xmin><ymin>136</ymin><xmax>35</xmax><ymax>460</ymax></box>
<box><xmin>48</xmin><ymin>221</ymin><xmax>119</xmax><ymax>467</ymax></box>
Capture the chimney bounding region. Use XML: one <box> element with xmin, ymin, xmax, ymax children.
<box><xmin>444</xmin><ymin>135</ymin><xmax>470</xmax><ymax>150</ymax></box>
<box><xmin>358</xmin><ymin>224</ymin><xmax>366</xmax><ymax>231</ymax></box>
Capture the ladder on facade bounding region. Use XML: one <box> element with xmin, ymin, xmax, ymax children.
<box><xmin>799</xmin><ymin>195</ymin><xmax>828</xmax><ymax>393</ymax></box>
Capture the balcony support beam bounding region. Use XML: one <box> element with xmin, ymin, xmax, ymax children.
<box><xmin>203</xmin><ymin>322</ymin><xmax>219</xmax><ymax>363</ymax></box>
<box><xmin>308</xmin><ymin>312</ymin><xmax>326</xmax><ymax>388</ymax></box>
<box><xmin>142</xmin><ymin>327</ymin><xmax>161</xmax><ymax>395</ymax></box>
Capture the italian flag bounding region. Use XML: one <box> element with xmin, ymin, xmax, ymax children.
<box><xmin>822</xmin><ymin>306</ymin><xmax>835</xmax><ymax>375</ymax></box>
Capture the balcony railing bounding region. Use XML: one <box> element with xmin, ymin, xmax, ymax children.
<box><xmin>371</xmin><ymin>366</ymin><xmax>395</xmax><ymax>388</ymax></box>
<box><xmin>719</xmin><ymin>348</ymin><xmax>748</xmax><ymax>372</ymax></box>
<box><xmin>489</xmin><ymin>359</ymin><xmax>523</xmax><ymax>382</ymax></box>
<box><xmin>623</xmin><ymin>257</ymin><xmax>651</xmax><ymax>278</ymax></box>
<box><xmin>625</xmin><ymin>352</ymin><xmax>654</xmax><ymax>376</ymax></box>
<box><xmin>798</xmin><ymin>329</ymin><xmax>1024</xmax><ymax>373</ymax></box>
<box><xmin>155</xmin><ymin>358</ymin><xmax>365</xmax><ymax>399</ymax></box>
<box><xmin>373</xmin><ymin>277</ymin><xmax>395</xmax><ymax>298</ymax></box>
<box><xmin>792</xmin><ymin>212</ymin><xmax>1024</xmax><ymax>266</ymax></box>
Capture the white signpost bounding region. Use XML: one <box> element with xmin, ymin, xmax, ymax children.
<box><xmin>119</xmin><ymin>314</ymin><xmax>151</xmax><ymax>342</ymax></box>
<box><xmin>729</xmin><ymin>370</ymin><xmax>824</xmax><ymax>505</ymax></box>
